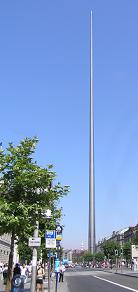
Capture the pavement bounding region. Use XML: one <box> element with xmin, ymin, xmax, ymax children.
<box><xmin>56</xmin><ymin>278</ymin><xmax>68</xmax><ymax>292</ymax></box>
<box><xmin>101</xmin><ymin>267</ymin><xmax>138</xmax><ymax>278</ymax></box>
<box><xmin>0</xmin><ymin>276</ymin><xmax>50</xmax><ymax>292</ymax></box>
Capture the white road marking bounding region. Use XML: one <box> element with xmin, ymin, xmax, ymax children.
<box><xmin>94</xmin><ymin>275</ymin><xmax>137</xmax><ymax>292</ymax></box>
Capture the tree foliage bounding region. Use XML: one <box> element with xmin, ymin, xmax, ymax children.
<box><xmin>123</xmin><ymin>242</ymin><xmax>131</xmax><ymax>261</ymax></box>
<box><xmin>132</xmin><ymin>231</ymin><xmax>138</xmax><ymax>245</ymax></box>
<box><xmin>102</xmin><ymin>240</ymin><xmax>119</xmax><ymax>259</ymax></box>
<box><xmin>83</xmin><ymin>252</ymin><xmax>94</xmax><ymax>263</ymax></box>
<box><xmin>0</xmin><ymin>137</ymin><xmax>69</xmax><ymax>237</ymax></box>
<box><xmin>0</xmin><ymin>137</ymin><xmax>69</xmax><ymax>290</ymax></box>
<box><xmin>94</xmin><ymin>252</ymin><xmax>105</xmax><ymax>262</ymax></box>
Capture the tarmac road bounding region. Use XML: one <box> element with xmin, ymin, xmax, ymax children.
<box><xmin>61</xmin><ymin>270</ymin><xmax>138</xmax><ymax>292</ymax></box>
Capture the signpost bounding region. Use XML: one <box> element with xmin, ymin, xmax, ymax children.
<box><xmin>45</xmin><ymin>231</ymin><xmax>56</xmax><ymax>292</ymax></box>
<box><xmin>120</xmin><ymin>247</ymin><xmax>123</xmax><ymax>273</ymax></box>
<box><xmin>115</xmin><ymin>249</ymin><xmax>118</xmax><ymax>272</ymax></box>
<box><xmin>28</xmin><ymin>237</ymin><xmax>41</xmax><ymax>247</ymax></box>
<box><xmin>54</xmin><ymin>258</ymin><xmax>60</xmax><ymax>292</ymax></box>
<box><xmin>44</xmin><ymin>227</ymin><xmax>63</xmax><ymax>292</ymax></box>
<box><xmin>45</xmin><ymin>230</ymin><xmax>56</xmax><ymax>248</ymax></box>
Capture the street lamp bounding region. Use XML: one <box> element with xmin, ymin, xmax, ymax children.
<box><xmin>30</xmin><ymin>212</ymin><xmax>39</xmax><ymax>292</ymax></box>
<box><xmin>30</xmin><ymin>208</ymin><xmax>52</xmax><ymax>292</ymax></box>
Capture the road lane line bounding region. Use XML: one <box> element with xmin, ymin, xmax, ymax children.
<box><xmin>94</xmin><ymin>276</ymin><xmax>137</xmax><ymax>291</ymax></box>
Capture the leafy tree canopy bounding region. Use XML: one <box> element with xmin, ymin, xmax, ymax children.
<box><xmin>123</xmin><ymin>242</ymin><xmax>131</xmax><ymax>261</ymax></box>
<box><xmin>132</xmin><ymin>231</ymin><xmax>138</xmax><ymax>245</ymax></box>
<box><xmin>83</xmin><ymin>252</ymin><xmax>94</xmax><ymax>262</ymax></box>
<box><xmin>94</xmin><ymin>252</ymin><xmax>105</xmax><ymax>262</ymax></box>
<box><xmin>102</xmin><ymin>240</ymin><xmax>119</xmax><ymax>259</ymax></box>
<box><xmin>0</xmin><ymin>137</ymin><xmax>69</xmax><ymax>241</ymax></box>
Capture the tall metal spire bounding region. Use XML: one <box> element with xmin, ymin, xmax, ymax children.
<box><xmin>88</xmin><ymin>11</ymin><xmax>96</xmax><ymax>253</ymax></box>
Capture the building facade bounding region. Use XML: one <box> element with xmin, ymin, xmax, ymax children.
<box><xmin>0</xmin><ymin>234</ymin><xmax>11</xmax><ymax>264</ymax></box>
<box><xmin>96</xmin><ymin>227</ymin><xmax>129</xmax><ymax>252</ymax></box>
<box><xmin>124</xmin><ymin>225</ymin><xmax>138</xmax><ymax>243</ymax></box>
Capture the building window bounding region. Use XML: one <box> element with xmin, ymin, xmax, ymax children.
<box><xmin>1</xmin><ymin>250</ymin><xmax>2</xmax><ymax>253</ymax></box>
<box><xmin>7</xmin><ymin>251</ymin><xmax>8</xmax><ymax>255</ymax></box>
<box><xmin>4</xmin><ymin>251</ymin><xmax>5</xmax><ymax>254</ymax></box>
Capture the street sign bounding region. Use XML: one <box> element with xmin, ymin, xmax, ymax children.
<box><xmin>56</xmin><ymin>234</ymin><xmax>62</xmax><ymax>241</ymax></box>
<box><xmin>55</xmin><ymin>225</ymin><xmax>62</xmax><ymax>241</ymax></box>
<box><xmin>45</xmin><ymin>230</ymin><xmax>56</xmax><ymax>239</ymax></box>
<box><xmin>45</xmin><ymin>238</ymin><xmax>56</xmax><ymax>248</ymax></box>
<box><xmin>28</xmin><ymin>237</ymin><xmax>41</xmax><ymax>247</ymax></box>
<box><xmin>54</xmin><ymin>258</ymin><xmax>60</xmax><ymax>272</ymax></box>
<box><xmin>56</xmin><ymin>225</ymin><xmax>62</xmax><ymax>233</ymax></box>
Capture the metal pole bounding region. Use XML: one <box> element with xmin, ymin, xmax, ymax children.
<box><xmin>116</xmin><ymin>257</ymin><xmax>118</xmax><ymax>272</ymax></box>
<box><xmin>30</xmin><ymin>221</ymin><xmax>39</xmax><ymax>292</ymax></box>
<box><xmin>121</xmin><ymin>255</ymin><xmax>122</xmax><ymax>273</ymax></box>
<box><xmin>55</xmin><ymin>272</ymin><xmax>58</xmax><ymax>292</ymax></box>
<box><xmin>48</xmin><ymin>253</ymin><xmax>51</xmax><ymax>292</ymax></box>
<box><xmin>88</xmin><ymin>10</ymin><xmax>96</xmax><ymax>253</ymax></box>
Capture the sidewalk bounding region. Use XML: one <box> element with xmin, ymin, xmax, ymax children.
<box><xmin>0</xmin><ymin>277</ymin><xmax>50</xmax><ymax>292</ymax></box>
<box><xmin>24</xmin><ymin>276</ymin><xmax>51</xmax><ymax>291</ymax></box>
<box><xmin>51</xmin><ymin>276</ymin><xmax>68</xmax><ymax>292</ymax></box>
<box><xmin>102</xmin><ymin>267</ymin><xmax>138</xmax><ymax>278</ymax></box>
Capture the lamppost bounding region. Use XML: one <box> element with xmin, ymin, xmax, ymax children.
<box><xmin>45</xmin><ymin>209</ymin><xmax>52</xmax><ymax>292</ymax></box>
<box><xmin>30</xmin><ymin>208</ymin><xmax>52</xmax><ymax>292</ymax></box>
<box><xmin>30</xmin><ymin>213</ymin><xmax>39</xmax><ymax>292</ymax></box>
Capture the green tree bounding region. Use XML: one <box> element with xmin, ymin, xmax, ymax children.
<box><xmin>123</xmin><ymin>242</ymin><xmax>131</xmax><ymax>263</ymax></box>
<box><xmin>94</xmin><ymin>252</ymin><xmax>105</xmax><ymax>262</ymax></box>
<box><xmin>0</xmin><ymin>137</ymin><xmax>69</xmax><ymax>291</ymax></box>
<box><xmin>132</xmin><ymin>231</ymin><xmax>138</xmax><ymax>245</ymax></box>
<box><xmin>102</xmin><ymin>240</ymin><xmax>119</xmax><ymax>260</ymax></box>
<box><xmin>83</xmin><ymin>252</ymin><xmax>94</xmax><ymax>263</ymax></box>
<box><xmin>18</xmin><ymin>242</ymin><xmax>32</xmax><ymax>264</ymax></box>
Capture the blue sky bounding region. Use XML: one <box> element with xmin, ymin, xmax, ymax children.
<box><xmin>1</xmin><ymin>0</ymin><xmax>138</xmax><ymax>249</ymax></box>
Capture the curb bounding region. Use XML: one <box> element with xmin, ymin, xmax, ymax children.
<box><xmin>101</xmin><ymin>268</ymin><xmax>138</xmax><ymax>278</ymax></box>
<box><xmin>115</xmin><ymin>272</ymin><xmax>138</xmax><ymax>278</ymax></box>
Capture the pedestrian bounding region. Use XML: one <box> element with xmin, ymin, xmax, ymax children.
<box><xmin>3</xmin><ymin>264</ymin><xmax>8</xmax><ymax>285</ymax></box>
<box><xmin>36</xmin><ymin>264</ymin><xmax>45</xmax><ymax>292</ymax></box>
<box><xmin>131</xmin><ymin>259</ymin><xmax>134</xmax><ymax>271</ymax></box>
<box><xmin>0</xmin><ymin>265</ymin><xmax>3</xmax><ymax>281</ymax></box>
<box><xmin>13</xmin><ymin>263</ymin><xmax>21</xmax><ymax>276</ymax></box>
<box><xmin>110</xmin><ymin>259</ymin><xmax>113</xmax><ymax>269</ymax></box>
<box><xmin>20</xmin><ymin>264</ymin><xmax>28</xmax><ymax>283</ymax></box>
<box><xmin>59</xmin><ymin>263</ymin><xmax>65</xmax><ymax>283</ymax></box>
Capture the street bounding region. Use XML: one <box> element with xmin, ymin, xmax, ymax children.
<box><xmin>62</xmin><ymin>270</ymin><xmax>138</xmax><ymax>292</ymax></box>
<box><xmin>0</xmin><ymin>270</ymin><xmax>137</xmax><ymax>292</ymax></box>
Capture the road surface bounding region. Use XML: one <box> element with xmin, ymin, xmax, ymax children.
<box><xmin>61</xmin><ymin>270</ymin><xmax>138</xmax><ymax>292</ymax></box>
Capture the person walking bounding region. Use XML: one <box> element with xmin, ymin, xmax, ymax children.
<box><xmin>36</xmin><ymin>264</ymin><xmax>45</xmax><ymax>292</ymax></box>
<box><xmin>13</xmin><ymin>263</ymin><xmax>21</xmax><ymax>277</ymax></box>
<box><xmin>3</xmin><ymin>264</ymin><xmax>8</xmax><ymax>285</ymax></box>
<box><xmin>11</xmin><ymin>263</ymin><xmax>24</xmax><ymax>292</ymax></box>
<box><xmin>59</xmin><ymin>263</ymin><xmax>65</xmax><ymax>283</ymax></box>
<box><xmin>20</xmin><ymin>264</ymin><xmax>28</xmax><ymax>283</ymax></box>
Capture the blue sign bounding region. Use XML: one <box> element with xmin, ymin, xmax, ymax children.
<box><xmin>54</xmin><ymin>258</ymin><xmax>60</xmax><ymax>272</ymax></box>
<box><xmin>45</xmin><ymin>230</ymin><xmax>56</xmax><ymax>239</ymax></box>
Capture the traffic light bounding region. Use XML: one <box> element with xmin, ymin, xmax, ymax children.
<box><xmin>115</xmin><ymin>249</ymin><xmax>118</xmax><ymax>256</ymax></box>
<box><xmin>120</xmin><ymin>248</ymin><xmax>123</xmax><ymax>256</ymax></box>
